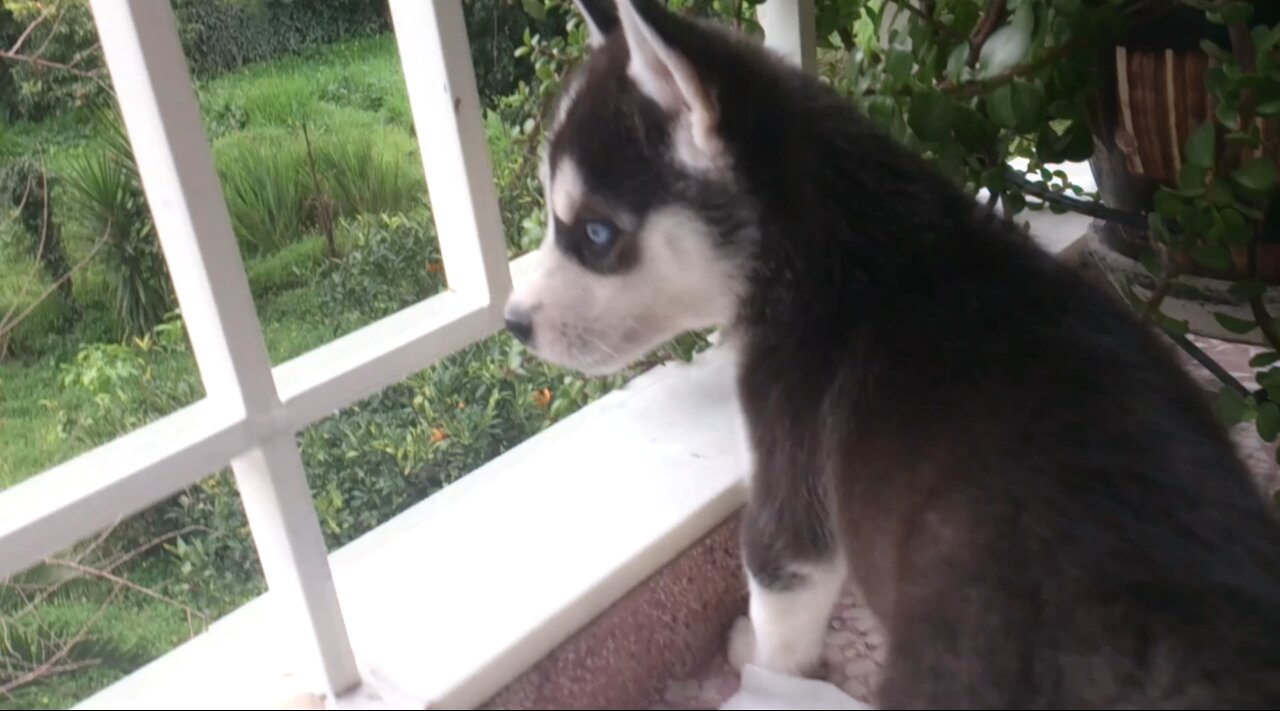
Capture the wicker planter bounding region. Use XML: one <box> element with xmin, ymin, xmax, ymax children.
<box><xmin>1083</xmin><ymin>5</ymin><xmax>1280</xmax><ymax>345</ymax></box>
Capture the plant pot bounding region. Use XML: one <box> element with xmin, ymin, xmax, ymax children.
<box><xmin>1081</xmin><ymin>4</ymin><xmax>1280</xmax><ymax>345</ymax></box>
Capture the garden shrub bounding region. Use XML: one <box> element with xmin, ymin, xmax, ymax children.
<box><xmin>173</xmin><ymin>0</ymin><xmax>388</xmax><ymax>78</ymax></box>
<box><xmin>317</xmin><ymin>210</ymin><xmax>442</xmax><ymax>322</ymax></box>
<box><xmin>213</xmin><ymin>119</ymin><xmax>425</xmax><ymax>255</ymax></box>
<box><xmin>1</xmin><ymin>0</ymin><xmax>107</xmax><ymax>122</ymax></box>
<box><xmin>61</xmin><ymin>110</ymin><xmax>172</xmax><ymax>340</ymax></box>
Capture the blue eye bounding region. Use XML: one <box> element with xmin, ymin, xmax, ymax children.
<box><xmin>584</xmin><ymin>220</ymin><xmax>615</xmax><ymax>247</ymax></box>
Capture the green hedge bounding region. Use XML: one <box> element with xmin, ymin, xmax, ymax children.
<box><xmin>0</xmin><ymin>0</ymin><xmax>390</xmax><ymax>122</ymax></box>
<box><xmin>0</xmin><ymin>0</ymin><xmax>568</xmax><ymax>122</ymax></box>
<box><xmin>173</xmin><ymin>0</ymin><xmax>389</xmax><ymax>79</ymax></box>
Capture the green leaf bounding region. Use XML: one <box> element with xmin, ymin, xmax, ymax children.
<box><xmin>1216</xmin><ymin>101</ymin><xmax>1240</xmax><ymax>127</ymax></box>
<box><xmin>1214</xmin><ymin>311</ymin><xmax>1257</xmax><ymax>334</ymax></box>
<box><xmin>1153</xmin><ymin>189</ymin><xmax>1185</xmax><ymax>221</ymax></box>
<box><xmin>1256</xmin><ymin>24</ymin><xmax>1280</xmax><ymax>52</ymax></box>
<box><xmin>1199</xmin><ymin>39</ymin><xmax>1232</xmax><ymax>61</ymax></box>
<box><xmin>521</xmin><ymin>0</ymin><xmax>546</xmax><ymax>21</ymax></box>
<box><xmin>1154</xmin><ymin>309</ymin><xmax>1191</xmax><ymax>336</ymax></box>
<box><xmin>987</xmin><ymin>85</ymin><xmax>1018</xmax><ymax>130</ymax></box>
<box><xmin>952</xmin><ymin>104</ymin><xmax>997</xmax><ymax>151</ymax></box>
<box><xmin>1185</xmin><ymin>121</ymin><xmax>1216</xmax><ymax>169</ymax></box>
<box><xmin>1258</xmin><ymin>367</ymin><xmax>1280</xmax><ymax>397</ymax></box>
<box><xmin>1258</xmin><ymin>401</ymin><xmax>1280</xmax><ymax>443</ymax></box>
<box><xmin>1208</xmin><ymin>179</ymin><xmax>1235</xmax><ymax>206</ymax></box>
<box><xmin>1257</xmin><ymin>100</ymin><xmax>1280</xmax><ymax>118</ymax></box>
<box><xmin>1216</xmin><ymin>386</ymin><xmax>1249</xmax><ymax>426</ymax></box>
<box><xmin>1222</xmin><ymin>208</ymin><xmax>1251</xmax><ymax>245</ymax></box>
<box><xmin>1183</xmin><ymin>203</ymin><xmax>1215</xmax><ymax>236</ymax></box>
<box><xmin>986</xmin><ymin>81</ymin><xmax>1046</xmax><ymax>133</ymax></box>
<box><xmin>1231</xmin><ymin>158</ymin><xmax>1279</xmax><ymax>192</ymax></box>
<box><xmin>884</xmin><ymin>48</ymin><xmax>914</xmax><ymax>87</ymax></box>
<box><xmin>1002</xmin><ymin>190</ymin><xmax>1026</xmax><ymax>215</ymax></box>
<box><xmin>1206</xmin><ymin>66</ymin><xmax>1231</xmax><ymax>94</ymax></box>
<box><xmin>866</xmin><ymin>96</ymin><xmax>898</xmax><ymax>129</ymax></box>
<box><xmin>945</xmin><ymin>43</ymin><xmax>968</xmax><ymax>82</ymax></box>
<box><xmin>1193</xmin><ymin>243</ymin><xmax>1231</xmax><ymax>271</ymax></box>
<box><xmin>1036</xmin><ymin>121</ymin><xmax>1093</xmax><ymax>163</ymax></box>
<box><xmin>1208</xmin><ymin>207</ymin><xmax>1227</xmax><ymax>241</ymax></box>
<box><xmin>908</xmin><ymin>90</ymin><xmax>954</xmax><ymax>143</ymax></box>
<box><xmin>1218</xmin><ymin>1</ymin><xmax>1254</xmax><ymax>26</ymax></box>
<box><xmin>1226</xmin><ymin>129</ymin><xmax>1263</xmax><ymax>148</ymax></box>
<box><xmin>1230</xmin><ymin>279</ymin><xmax>1266</xmax><ymax>300</ymax></box>
<box><xmin>1178</xmin><ymin>163</ymin><xmax>1208</xmax><ymax>194</ymax></box>
<box><xmin>980</xmin><ymin>167</ymin><xmax>1008</xmax><ymax>193</ymax></box>
<box><xmin>1250</xmin><ymin>352</ymin><xmax>1280</xmax><ymax>368</ymax></box>
<box><xmin>1010</xmin><ymin>80</ymin><xmax>1046</xmax><ymax>131</ymax></box>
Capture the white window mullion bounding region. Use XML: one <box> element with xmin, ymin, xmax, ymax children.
<box><xmin>758</xmin><ymin>0</ymin><xmax>818</xmax><ymax>75</ymax></box>
<box><xmin>388</xmin><ymin>0</ymin><xmax>513</xmax><ymax>328</ymax></box>
<box><xmin>87</xmin><ymin>0</ymin><xmax>360</xmax><ymax>696</ymax></box>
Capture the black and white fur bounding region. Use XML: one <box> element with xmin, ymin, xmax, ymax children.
<box><xmin>503</xmin><ymin>1</ymin><xmax>1280</xmax><ymax>706</ymax></box>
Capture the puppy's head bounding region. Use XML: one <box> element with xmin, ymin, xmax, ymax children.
<box><xmin>503</xmin><ymin>0</ymin><xmax>756</xmax><ymax>376</ymax></box>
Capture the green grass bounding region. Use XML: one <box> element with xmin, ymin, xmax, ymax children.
<box><xmin>0</xmin><ymin>581</ymin><xmax>232</xmax><ymax>710</ymax></box>
<box><xmin>0</xmin><ymin>358</ymin><xmax>67</xmax><ymax>489</ymax></box>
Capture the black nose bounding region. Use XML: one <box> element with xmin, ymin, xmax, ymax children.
<box><xmin>505</xmin><ymin>308</ymin><xmax>533</xmax><ymax>345</ymax></box>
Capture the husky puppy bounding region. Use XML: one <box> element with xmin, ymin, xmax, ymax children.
<box><xmin>502</xmin><ymin>0</ymin><xmax>1280</xmax><ymax>706</ymax></box>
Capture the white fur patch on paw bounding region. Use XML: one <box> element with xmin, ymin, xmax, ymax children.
<box><xmin>728</xmin><ymin>615</ymin><xmax>757</xmax><ymax>671</ymax></box>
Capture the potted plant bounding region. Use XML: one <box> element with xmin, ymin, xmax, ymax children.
<box><xmin>1082</xmin><ymin>2</ymin><xmax>1280</xmax><ymax>349</ymax></box>
<box><xmin>802</xmin><ymin>0</ymin><xmax>1280</xmax><ymax>459</ymax></box>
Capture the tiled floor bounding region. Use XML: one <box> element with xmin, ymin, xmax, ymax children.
<box><xmin>655</xmin><ymin>333</ymin><xmax>1280</xmax><ymax>710</ymax></box>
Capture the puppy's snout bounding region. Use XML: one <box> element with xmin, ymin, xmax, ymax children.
<box><xmin>504</xmin><ymin>303</ymin><xmax>534</xmax><ymax>345</ymax></box>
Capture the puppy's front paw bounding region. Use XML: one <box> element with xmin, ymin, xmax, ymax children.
<box><xmin>727</xmin><ymin>615</ymin><xmax>756</xmax><ymax>671</ymax></box>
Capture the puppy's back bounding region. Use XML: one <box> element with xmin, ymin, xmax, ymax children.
<box><xmin>831</xmin><ymin>220</ymin><xmax>1280</xmax><ymax>709</ymax></box>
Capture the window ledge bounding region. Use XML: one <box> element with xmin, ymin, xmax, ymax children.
<box><xmin>76</xmin><ymin>339</ymin><xmax>752</xmax><ymax>710</ymax></box>
<box><xmin>74</xmin><ymin>199</ymin><xmax>1092</xmax><ymax>711</ymax></box>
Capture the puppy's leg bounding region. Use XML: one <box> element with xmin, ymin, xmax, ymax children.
<box><xmin>728</xmin><ymin>484</ymin><xmax>846</xmax><ymax>676</ymax></box>
<box><xmin>728</xmin><ymin>548</ymin><xmax>847</xmax><ymax>675</ymax></box>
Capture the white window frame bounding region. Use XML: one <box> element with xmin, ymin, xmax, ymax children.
<box><xmin>0</xmin><ymin>0</ymin><xmax>815</xmax><ymax>701</ymax></box>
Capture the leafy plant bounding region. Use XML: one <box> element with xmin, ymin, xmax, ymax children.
<box><xmin>214</xmin><ymin>117</ymin><xmax>425</xmax><ymax>254</ymax></box>
<box><xmin>317</xmin><ymin>210</ymin><xmax>443</xmax><ymax>321</ymax></box>
<box><xmin>1</xmin><ymin>159</ymin><xmax>73</xmax><ymax>304</ymax></box>
<box><xmin>214</xmin><ymin>129</ymin><xmax>309</xmax><ymax>254</ymax></box>
<box><xmin>312</xmin><ymin>122</ymin><xmax>424</xmax><ymax>218</ymax></box>
<box><xmin>172</xmin><ymin>0</ymin><xmax>388</xmax><ymax>78</ymax></box>
<box><xmin>1</xmin><ymin>0</ymin><xmax>110</xmax><ymax>122</ymax></box>
<box><xmin>62</xmin><ymin>109</ymin><xmax>172</xmax><ymax>339</ymax></box>
<box><xmin>50</xmin><ymin>312</ymin><xmax>199</xmax><ymax>451</ymax></box>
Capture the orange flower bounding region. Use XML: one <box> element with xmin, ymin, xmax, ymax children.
<box><xmin>426</xmin><ymin>260</ymin><xmax>444</xmax><ymax>273</ymax></box>
<box><xmin>531</xmin><ymin>388</ymin><xmax>552</xmax><ymax>408</ymax></box>
<box><xmin>430</xmin><ymin>428</ymin><xmax>446</xmax><ymax>444</ymax></box>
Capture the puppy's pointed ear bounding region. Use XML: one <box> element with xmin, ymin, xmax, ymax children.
<box><xmin>572</xmin><ymin>0</ymin><xmax>620</xmax><ymax>47</ymax></box>
<box><xmin>615</xmin><ymin>0</ymin><xmax>717</xmax><ymax>148</ymax></box>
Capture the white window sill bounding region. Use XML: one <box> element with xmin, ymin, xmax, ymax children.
<box><xmin>74</xmin><ymin>191</ymin><xmax>1093</xmax><ymax>711</ymax></box>
<box><xmin>76</xmin><ymin>337</ymin><xmax>752</xmax><ymax>710</ymax></box>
